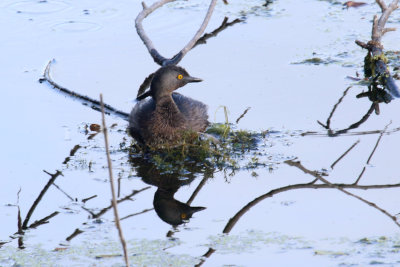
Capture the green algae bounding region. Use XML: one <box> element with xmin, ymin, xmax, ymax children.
<box><xmin>292</xmin><ymin>57</ymin><xmax>340</xmax><ymax>66</ymax></box>
<box><xmin>0</xmin><ymin>238</ymin><xmax>199</xmax><ymax>267</ymax></box>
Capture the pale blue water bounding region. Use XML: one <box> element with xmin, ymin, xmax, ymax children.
<box><xmin>1</xmin><ymin>0</ymin><xmax>400</xmax><ymax>266</ymax></box>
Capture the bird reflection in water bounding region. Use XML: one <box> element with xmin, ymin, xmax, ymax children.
<box><xmin>154</xmin><ymin>187</ymin><xmax>205</xmax><ymax>226</ymax></box>
<box><xmin>129</xmin><ymin>153</ymin><xmax>211</xmax><ymax>226</ymax></box>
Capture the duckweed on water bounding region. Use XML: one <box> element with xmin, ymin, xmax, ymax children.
<box><xmin>128</xmin><ymin>123</ymin><xmax>268</xmax><ymax>176</ymax></box>
<box><xmin>0</xmin><ymin>238</ymin><xmax>198</xmax><ymax>267</ymax></box>
<box><xmin>203</xmin><ymin>232</ymin><xmax>400</xmax><ymax>265</ymax></box>
<box><xmin>292</xmin><ymin>57</ymin><xmax>340</xmax><ymax>65</ymax></box>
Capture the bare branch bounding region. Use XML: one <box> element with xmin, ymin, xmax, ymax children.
<box><xmin>377</xmin><ymin>0</ymin><xmax>388</xmax><ymax>10</ymax></box>
<box><xmin>354</xmin><ymin>1</ymin><xmax>400</xmax><ymax>100</ymax></box>
<box><xmin>383</xmin><ymin>27</ymin><xmax>396</xmax><ymax>34</ymax></box>
<box><xmin>355</xmin><ymin>40</ymin><xmax>369</xmax><ymax>49</ymax></box>
<box><xmin>135</xmin><ymin>0</ymin><xmax>175</xmax><ymax>65</ymax></box>
<box><xmin>22</xmin><ymin>170</ymin><xmax>63</xmax><ymax>230</ymax></box>
<box><xmin>193</xmin><ymin>17</ymin><xmax>243</xmax><ymax>48</ymax></box>
<box><xmin>222</xmin><ymin>179</ymin><xmax>400</xmax><ymax>234</ymax></box>
<box><xmin>372</xmin><ymin>0</ymin><xmax>399</xmax><ymax>42</ymax></box>
<box><xmin>372</xmin><ymin>15</ymin><xmax>381</xmax><ymax>42</ymax></box>
<box><xmin>330</xmin><ymin>103</ymin><xmax>375</xmax><ymax>136</ymax></box>
<box><xmin>179</xmin><ymin>0</ymin><xmax>218</xmax><ymax>59</ymax></box>
<box><xmin>135</xmin><ymin>0</ymin><xmax>218</xmax><ymax>66</ymax></box>
<box><xmin>135</xmin><ymin>15</ymin><xmax>242</xmax><ymax>96</ymax></box>
<box><xmin>286</xmin><ymin>160</ymin><xmax>400</xmax><ymax>227</ymax></box>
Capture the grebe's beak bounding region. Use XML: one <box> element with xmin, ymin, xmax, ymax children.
<box><xmin>183</xmin><ymin>76</ymin><xmax>202</xmax><ymax>83</ymax></box>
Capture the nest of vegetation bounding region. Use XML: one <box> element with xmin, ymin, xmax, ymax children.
<box><xmin>128</xmin><ymin>123</ymin><xmax>270</xmax><ymax>177</ymax></box>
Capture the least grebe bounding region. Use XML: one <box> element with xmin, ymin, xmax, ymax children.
<box><xmin>128</xmin><ymin>65</ymin><xmax>209</xmax><ymax>146</ymax></box>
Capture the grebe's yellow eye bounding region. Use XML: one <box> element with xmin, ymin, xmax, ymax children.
<box><xmin>177</xmin><ymin>74</ymin><xmax>183</xmax><ymax>80</ymax></box>
<box><xmin>181</xmin><ymin>213</ymin><xmax>187</xmax><ymax>219</ymax></box>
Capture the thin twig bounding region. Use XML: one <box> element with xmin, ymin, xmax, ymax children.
<box><xmin>119</xmin><ymin>208</ymin><xmax>154</xmax><ymax>221</ymax></box>
<box><xmin>302</xmin><ymin>125</ymin><xmax>400</xmax><ymax>137</ymax></box>
<box><xmin>193</xmin><ymin>17</ymin><xmax>243</xmax><ymax>48</ymax></box>
<box><xmin>329</xmin><ymin>103</ymin><xmax>376</xmax><ymax>136</ymax></box>
<box><xmin>16</xmin><ymin>189</ymin><xmax>22</xmax><ymax>234</ymax></box>
<box><xmin>22</xmin><ymin>170</ymin><xmax>63</xmax><ymax>229</ymax></box>
<box><xmin>100</xmin><ymin>94</ymin><xmax>129</xmax><ymax>267</ymax></box>
<box><xmin>92</xmin><ymin>187</ymin><xmax>151</xmax><ymax>219</ymax></box>
<box><xmin>187</xmin><ymin>175</ymin><xmax>210</xmax><ymax>205</ymax></box>
<box><xmin>179</xmin><ymin>0</ymin><xmax>218</xmax><ymax>60</ymax></box>
<box><xmin>66</xmin><ymin>228</ymin><xmax>84</xmax><ymax>242</ymax></box>
<box><xmin>317</xmin><ymin>86</ymin><xmax>352</xmax><ymax>130</ymax></box>
<box><xmin>354</xmin><ymin>121</ymin><xmax>391</xmax><ymax>184</ymax></box>
<box><xmin>235</xmin><ymin>107</ymin><xmax>251</xmax><ymax>124</ymax></box>
<box><xmin>52</xmin><ymin>183</ymin><xmax>75</xmax><ymax>201</ymax></box>
<box><xmin>195</xmin><ymin>248</ymin><xmax>216</xmax><ymax>267</ymax></box>
<box><xmin>17</xmin><ymin>206</ymin><xmax>22</xmax><ymax>235</ymax></box>
<box><xmin>286</xmin><ymin>160</ymin><xmax>400</xmax><ymax>227</ymax></box>
<box><xmin>82</xmin><ymin>195</ymin><xmax>98</xmax><ymax>203</ymax></box>
<box><xmin>28</xmin><ymin>211</ymin><xmax>59</xmax><ymax>229</ymax></box>
<box><xmin>62</xmin><ymin>144</ymin><xmax>82</xmax><ymax>164</ymax></box>
<box><xmin>330</xmin><ymin>139</ymin><xmax>360</xmax><ymax>169</ymax></box>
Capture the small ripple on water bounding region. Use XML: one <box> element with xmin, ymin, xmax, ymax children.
<box><xmin>6</xmin><ymin>0</ymin><xmax>71</xmax><ymax>15</ymax></box>
<box><xmin>51</xmin><ymin>20</ymin><xmax>102</xmax><ymax>32</ymax></box>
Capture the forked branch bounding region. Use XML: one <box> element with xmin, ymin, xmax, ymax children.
<box><xmin>135</xmin><ymin>0</ymin><xmax>218</xmax><ymax>66</ymax></box>
<box><xmin>136</xmin><ymin>16</ymin><xmax>242</xmax><ymax>97</ymax></box>
<box><xmin>373</xmin><ymin>0</ymin><xmax>399</xmax><ymax>42</ymax></box>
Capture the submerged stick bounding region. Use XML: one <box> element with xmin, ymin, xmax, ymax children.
<box><xmin>40</xmin><ymin>60</ymin><xmax>129</xmax><ymax>120</ymax></box>
<box><xmin>100</xmin><ymin>94</ymin><xmax>130</xmax><ymax>267</ymax></box>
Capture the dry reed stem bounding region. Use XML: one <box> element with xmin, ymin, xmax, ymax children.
<box><xmin>100</xmin><ymin>94</ymin><xmax>130</xmax><ymax>267</ymax></box>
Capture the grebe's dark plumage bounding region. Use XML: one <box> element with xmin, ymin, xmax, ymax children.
<box><xmin>128</xmin><ymin>65</ymin><xmax>209</xmax><ymax>146</ymax></box>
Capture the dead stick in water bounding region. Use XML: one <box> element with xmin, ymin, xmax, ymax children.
<box><xmin>100</xmin><ymin>94</ymin><xmax>130</xmax><ymax>267</ymax></box>
<box><xmin>136</xmin><ymin>0</ymin><xmax>218</xmax><ymax>66</ymax></box>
